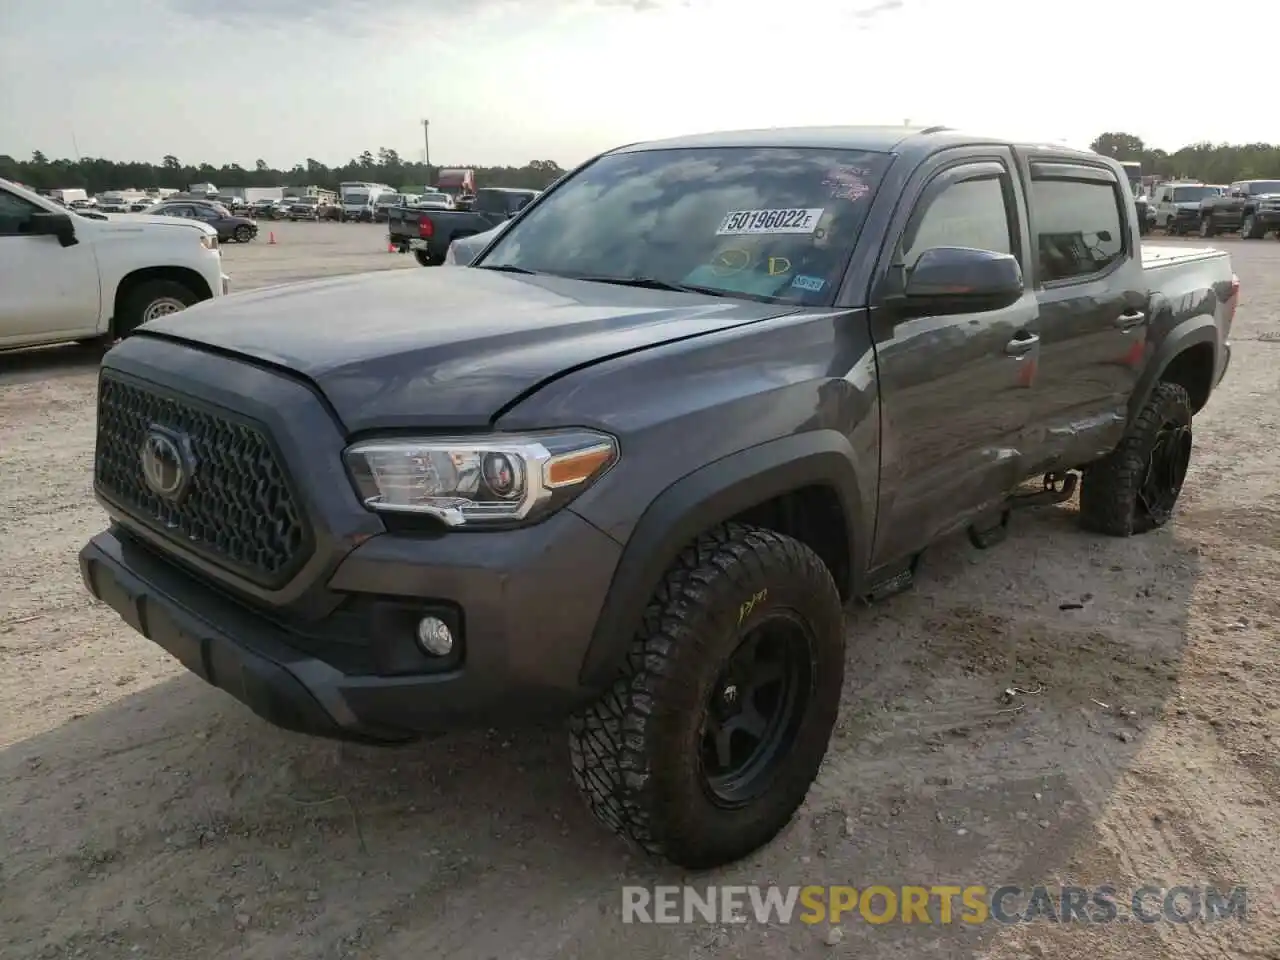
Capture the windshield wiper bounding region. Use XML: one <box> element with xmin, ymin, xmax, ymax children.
<box><xmin>569</xmin><ymin>275</ymin><xmax>727</xmax><ymax>296</ymax></box>
<box><xmin>475</xmin><ymin>263</ymin><xmax>537</xmax><ymax>275</ymax></box>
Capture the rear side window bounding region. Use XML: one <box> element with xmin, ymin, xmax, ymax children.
<box><xmin>1030</xmin><ymin>177</ymin><xmax>1125</xmax><ymax>283</ymax></box>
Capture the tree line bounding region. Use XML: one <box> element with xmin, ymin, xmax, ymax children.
<box><xmin>1089</xmin><ymin>133</ymin><xmax>1280</xmax><ymax>183</ymax></box>
<box><xmin>7</xmin><ymin>134</ymin><xmax>1280</xmax><ymax>195</ymax></box>
<box><xmin>0</xmin><ymin>147</ymin><xmax>566</xmax><ymax>194</ymax></box>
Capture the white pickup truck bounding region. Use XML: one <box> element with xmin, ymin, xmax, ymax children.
<box><xmin>0</xmin><ymin>178</ymin><xmax>230</xmax><ymax>351</ymax></box>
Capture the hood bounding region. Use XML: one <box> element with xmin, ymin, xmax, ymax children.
<box><xmin>141</xmin><ymin>267</ymin><xmax>799</xmax><ymax>432</ymax></box>
<box><xmin>101</xmin><ymin>213</ymin><xmax>217</xmax><ymax>235</ymax></box>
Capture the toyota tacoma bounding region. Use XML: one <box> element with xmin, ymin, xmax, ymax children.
<box><xmin>80</xmin><ymin>125</ymin><xmax>1235</xmax><ymax>870</ymax></box>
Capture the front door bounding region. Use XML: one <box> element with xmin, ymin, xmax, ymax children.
<box><xmin>1017</xmin><ymin>155</ymin><xmax>1149</xmax><ymax>472</ymax></box>
<box><xmin>0</xmin><ymin>188</ymin><xmax>101</xmax><ymax>345</ymax></box>
<box><xmin>867</xmin><ymin>151</ymin><xmax>1040</xmax><ymax>569</ymax></box>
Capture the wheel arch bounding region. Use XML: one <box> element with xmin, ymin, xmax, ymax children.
<box><xmin>578</xmin><ymin>431</ymin><xmax>871</xmax><ymax>688</ymax></box>
<box><xmin>111</xmin><ymin>267</ymin><xmax>213</xmax><ymax>336</ymax></box>
<box><xmin>1132</xmin><ymin>320</ymin><xmax>1219</xmax><ymax>418</ymax></box>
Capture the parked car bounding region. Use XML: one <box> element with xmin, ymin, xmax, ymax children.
<box><xmin>143</xmin><ymin>201</ymin><xmax>259</xmax><ymax>243</ymax></box>
<box><xmin>78</xmin><ymin>126</ymin><xmax>1235</xmax><ymax>871</ymax></box>
<box><xmin>1198</xmin><ymin>179</ymin><xmax>1280</xmax><ymax>238</ymax></box>
<box><xmin>286</xmin><ymin>196</ymin><xmax>323</xmax><ymax>221</ymax></box>
<box><xmin>1152</xmin><ymin>182</ymin><xmax>1221</xmax><ymax>235</ymax></box>
<box><xmin>411</xmin><ymin>190</ymin><xmax>454</xmax><ymax>209</ymax></box>
<box><xmin>0</xmin><ymin>176</ymin><xmax>227</xmax><ymax>350</ymax></box>
<box><xmin>387</xmin><ymin>187</ymin><xmax>539</xmax><ymax>264</ymax></box>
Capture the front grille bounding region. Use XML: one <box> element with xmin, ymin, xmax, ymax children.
<box><xmin>95</xmin><ymin>372</ymin><xmax>311</xmax><ymax>588</ymax></box>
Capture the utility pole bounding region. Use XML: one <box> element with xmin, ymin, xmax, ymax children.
<box><xmin>421</xmin><ymin>119</ymin><xmax>431</xmax><ymax>187</ymax></box>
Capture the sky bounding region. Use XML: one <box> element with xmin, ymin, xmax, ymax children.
<box><xmin>1</xmin><ymin>0</ymin><xmax>1273</xmax><ymax>169</ymax></box>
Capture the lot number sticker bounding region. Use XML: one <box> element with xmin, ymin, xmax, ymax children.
<box><xmin>716</xmin><ymin>208</ymin><xmax>825</xmax><ymax>236</ymax></box>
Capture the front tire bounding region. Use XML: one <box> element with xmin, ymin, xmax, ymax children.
<box><xmin>1241</xmin><ymin>213</ymin><xmax>1264</xmax><ymax>239</ymax></box>
<box><xmin>568</xmin><ymin>523</ymin><xmax>845</xmax><ymax>870</ymax></box>
<box><xmin>1079</xmin><ymin>381</ymin><xmax>1194</xmax><ymax>537</ymax></box>
<box><xmin>116</xmin><ymin>280</ymin><xmax>199</xmax><ymax>338</ymax></box>
<box><xmin>1200</xmin><ymin>216</ymin><xmax>1216</xmax><ymax>238</ymax></box>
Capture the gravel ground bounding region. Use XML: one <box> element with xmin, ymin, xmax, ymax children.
<box><xmin>1</xmin><ymin>229</ymin><xmax>1277</xmax><ymax>960</ymax></box>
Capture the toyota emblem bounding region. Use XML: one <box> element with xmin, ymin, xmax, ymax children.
<box><xmin>140</xmin><ymin>427</ymin><xmax>195</xmax><ymax>502</ymax></box>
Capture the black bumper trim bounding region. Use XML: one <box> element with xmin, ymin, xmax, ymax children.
<box><xmin>80</xmin><ymin>532</ymin><xmax>410</xmax><ymax>744</ymax></box>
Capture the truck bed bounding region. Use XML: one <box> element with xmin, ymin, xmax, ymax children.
<box><xmin>1141</xmin><ymin>243</ymin><xmax>1225</xmax><ymax>271</ymax></box>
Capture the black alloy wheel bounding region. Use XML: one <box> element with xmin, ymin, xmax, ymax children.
<box><xmin>700</xmin><ymin>613</ymin><xmax>813</xmax><ymax>807</ymax></box>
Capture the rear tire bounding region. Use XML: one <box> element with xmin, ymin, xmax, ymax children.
<box><xmin>1079</xmin><ymin>381</ymin><xmax>1194</xmax><ymax>537</ymax></box>
<box><xmin>568</xmin><ymin>523</ymin><xmax>846</xmax><ymax>870</ymax></box>
<box><xmin>234</xmin><ymin>225</ymin><xmax>253</xmax><ymax>243</ymax></box>
<box><xmin>116</xmin><ymin>280</ymin><xmax>199</xmax><ymax>338</ymax></box>
<box><xmin>1241</xmin><ymin>213</ymin><xmax>1264</xmax><ymax>239</ymax></box>
<box><xmin>413</xmin><ymin>250</ymin><xmax>434</xmax><ymax>267</ymax></box>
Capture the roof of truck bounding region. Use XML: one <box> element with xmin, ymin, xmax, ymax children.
<box><xmin>611</xmin><ymin>126</ymin><xmax>1104</xmax><ymax>165</ymax></box>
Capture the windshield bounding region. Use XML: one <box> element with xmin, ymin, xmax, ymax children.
<box><xmin>479</xmin><ymin>146</ymin><xmax>890</xmax><ymax>305</ymax></box>
<box><xmin>344</xmin><ymin>192</ymin><xmax>369</xmax><ymax>205</ymax></box>
<box><xmin>1172</xmin><ymin>186</ymin><xmax>1215</xmax><ymax>202</ymax></box>
<box><xmin>1246</xmin><ymin>181</ymin><xmax>1280</xmax><ymax>195</ymax></box>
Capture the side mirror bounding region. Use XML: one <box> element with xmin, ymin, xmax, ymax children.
<box><xmin>30</xmin><ymin>211</ymin><xmax>78</xmax><ymax>247</ymax></box>
<box><xmin>900</xmin><ymin>247</ymin><xmax>1023</xmax><ymax>317</ymax></box>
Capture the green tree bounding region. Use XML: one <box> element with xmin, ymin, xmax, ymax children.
<box><xmin>3</xmin><ymin>149</ymin><xmax>570</xmax><ymax>194</ymax></box>
<box><xmin>1090</xmin><ymin>132</ymin><xmax>1145</xmax><ymax>160</ymax></box>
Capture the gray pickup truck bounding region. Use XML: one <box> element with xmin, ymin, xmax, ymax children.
<box><xmin>386</xmin><ymin>187</ymin><xmax>539</xmax><ymax>265</ymax></box>
<box><xmin>80</xmin><ymin>125</ymin><xmax>1235</xmax><ymax>870</ymax></box>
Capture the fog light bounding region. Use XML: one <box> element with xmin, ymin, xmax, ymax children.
<box><xmin>416</xmin><ymin>616</ymin><xmax>454</xmax><ymax>656</ymax></box>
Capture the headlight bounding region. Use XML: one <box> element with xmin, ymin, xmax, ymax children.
<box><xmin>199</xmin><ymin>234</ymin><xmax>218</xmax><ymax>251</ymax></box>
<box><xmin>343</xmin><ymin>430</ymin><xmax>618</xmax><ymax>527</ymax></box>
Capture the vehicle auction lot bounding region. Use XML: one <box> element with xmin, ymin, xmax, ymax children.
<box><xmin>1</xmin><ymin>228</ymin><xmax>1277</xmax><ymax>959</ymax></box>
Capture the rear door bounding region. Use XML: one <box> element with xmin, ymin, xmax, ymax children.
<box><xmin>1017</xmin><ymin>154</ymin><xmax>1148</xmax><ymax>472</ymax></box>
<box><xmin>866</xmin><ymin>148</ymin><xmax>1040</xmax><ymax>568</ymax></box>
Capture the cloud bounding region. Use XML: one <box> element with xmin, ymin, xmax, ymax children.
<box><xmin>165</xmin><ymin>0</ymin><xmax>693</xmax><ymax>30</ymax></box>
<box><xmin>851</xmin><ymin>0</ymin><xmax>904</xmax><ymax>16</ymax></box>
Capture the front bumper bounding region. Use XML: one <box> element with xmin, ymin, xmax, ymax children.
<box><xmin>80</xmin><ymin>503</ymin><xmax>622</xmax><ymax>741</ymax></box>
<box><xmin>409</xmin><ymin>237</ymin><xmax>429</xmax><ymax>251</ymax></box>
<box><xmin>1254</xmin><ymin>209</ymin><xmax>1280</xmax><ymax>227</ymax></box>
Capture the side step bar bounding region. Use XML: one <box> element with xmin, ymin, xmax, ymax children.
<box><xmin>968</xmin><ymin>471</ymin><xmax>1079</xmax><ymax>549</ymax></box>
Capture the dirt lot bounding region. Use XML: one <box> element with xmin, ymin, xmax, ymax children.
<box><xmin>1</xmin><ymin>228</ymin><xmax>1277</xmax><ymax>960</ymax></box>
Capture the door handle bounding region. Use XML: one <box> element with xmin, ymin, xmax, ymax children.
<box><xmin>1005</xmin><ymin>332</ymin><xmax>1039</xmax><ymax>357</ymax></box>
<box><xmin>1115</xmin><ymin>309</ymin><xmax>1147</xmax><ymax>330</ymax></box>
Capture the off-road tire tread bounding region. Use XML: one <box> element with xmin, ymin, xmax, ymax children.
<box><xmin>1079</xmin><ymin>381</ymin><xmax>1192</xmax><ymax>537</ymax></box>
<box><xmin>568</xmin><ymin>522</ymin><xmax>843</xmax><ymax>867</ymax></box>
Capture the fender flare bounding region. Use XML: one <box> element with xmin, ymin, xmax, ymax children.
<box><xmin>1129</xmin><ymin>316</ymin><xmax>1219</xmax><ymax>419</ymax></box>
<box><xmin>578</xmin><ymin>431</ymin><xmax>870</xmax><ymax>688</ymax></box>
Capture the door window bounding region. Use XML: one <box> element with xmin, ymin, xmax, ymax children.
<box><xmin>900</xmin><ymin>176</ymin><xmax>1014</xmax><ymax>269</ymax></box>
<box><xmin>1030</xmin><ymin>177</ymin><xmax>1125</xmax><ymax>283</ymax></box>
<box><xmin>0</xmin><ymin>189</ymin><xmax>44</xmax><ymax>236</ymax></box>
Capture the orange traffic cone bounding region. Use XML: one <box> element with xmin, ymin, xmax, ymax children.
<box><xmin>268</xmin><ymin>232</ymin><xmax>276</xmax><ymax>245</ymax></box>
